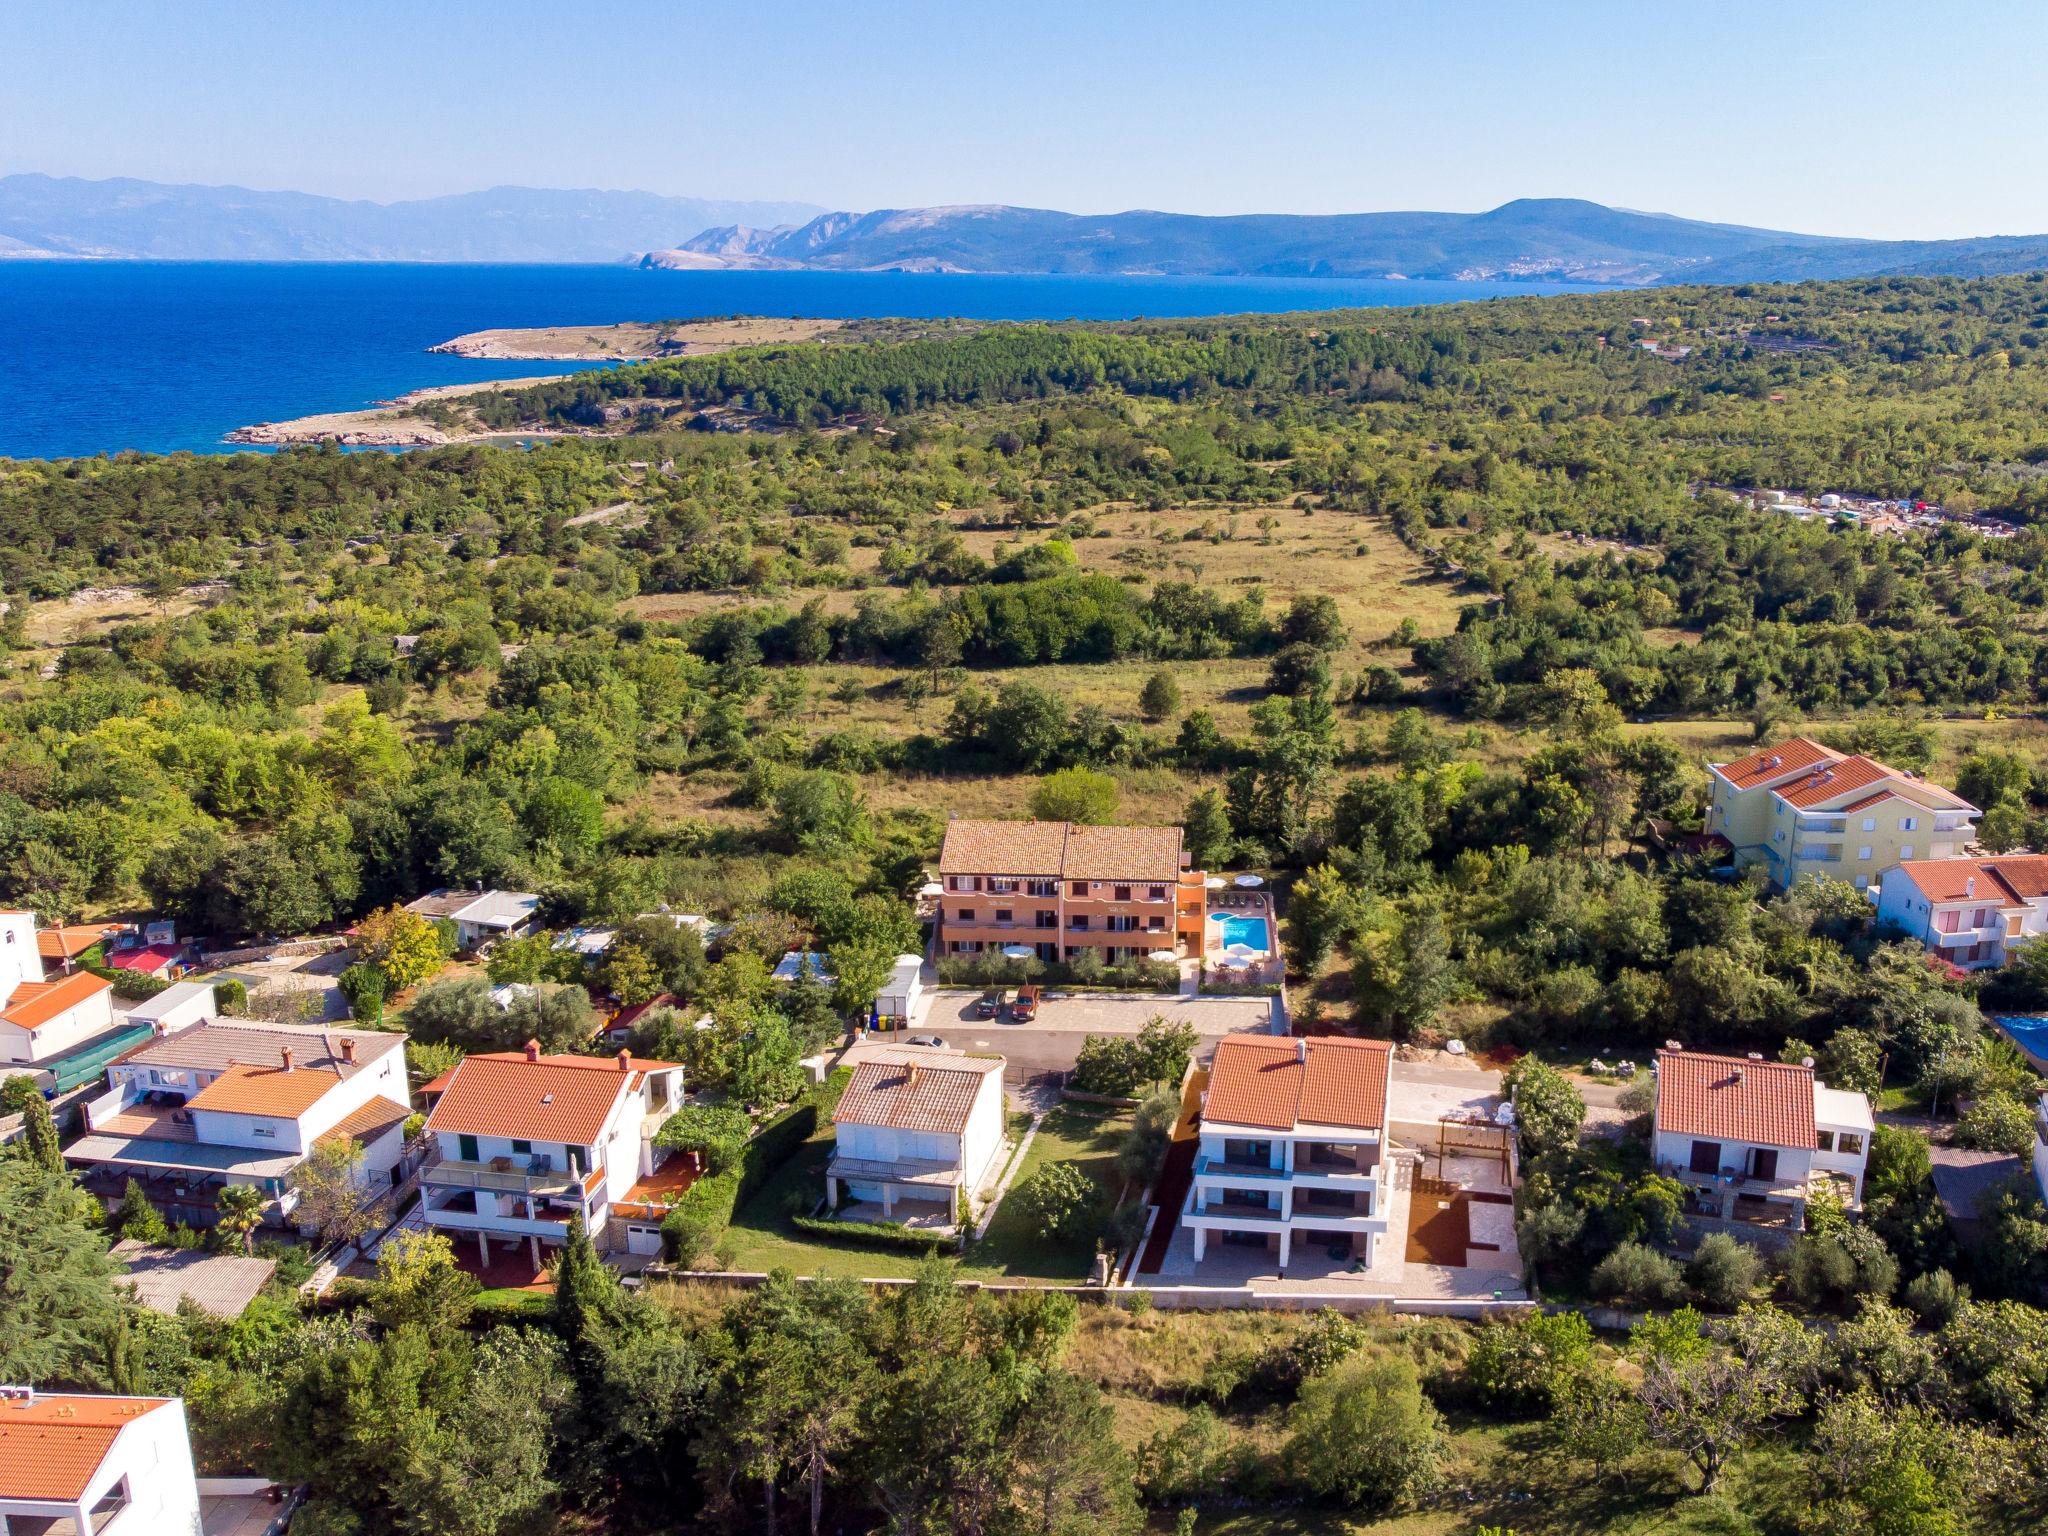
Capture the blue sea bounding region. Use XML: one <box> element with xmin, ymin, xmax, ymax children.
<box><xmin>0</xmin><ymin>263</ymin><xmax>1597</xmax><ymax>459</ymax></box>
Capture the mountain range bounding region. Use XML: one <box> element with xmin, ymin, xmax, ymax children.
<box><xmin>0</xmin><ymin>175</ymin><xmax>825</xmax><ymax>263</ymax></box>
<box><xmin>9</xmin><ymin>176</ymin><xmax>2048</xmax><ymax>285</ymax></box>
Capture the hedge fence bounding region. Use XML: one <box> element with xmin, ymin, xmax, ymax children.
<box><xmin>661</xmin><ymin>1069</ymin><xmax>850</xmax><ymax>1263</ymax></box>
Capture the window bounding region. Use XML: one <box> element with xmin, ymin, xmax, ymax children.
<box><xmin>1069</xmin><ymin>915</ymin><xmax>1090</xmax><ymax>931</ymax></box>
<box><xmin>1935</xmin><ymin>910</ymin><xmax>1959</xmax><ymax>934</ymax></box>
<box><xmin>1855</xmin><ymin>875</ymin><xmax>1870</xmax><ymax>889</ymax></box>
<box><xmin>1035</xmin><ymin>910</ymin><xmax>1057</xmax><ymax>929</ymax></box>
<box><xmin>1070</xmin><ymin>881</ymin><xmax>1088</xmax><ymax>897</ymax></box>
<box><xmin>1900</xmin><ymin>816</ymin><xmax>1918</xmax><ymax>832</ymax></box>
<box><xmin>1815</xmin><ymin>1130</ymin><xmax>1835</xmax><ymax>1152</ymax></box>
<box><xmin>1688</xmin><ymin>1140</ymin><xmax>1721</xmax><ymax>1175</ymax></box>
<box><xmin>994</xmin><ymin>908</ymin><xmax>1013</xmax><ymax>924</ymax></box>
<box><xmin>955</xmin><ymin>908</ymin><xmax>975</xmax><ymax>922</ymax></box>
<box><xmin>1027</xmin><ymin>880</ymin><xmax>1057</xmax><ymax>897</ymax></box>
<box><xmin>458</xmin><ymin>1133</ymin><xmax>479</xmax><ymax>1161</ymax></box>
<box><xmin>1148</xmin><ymin>916</ymin><xmax>1165</xmax><ymax>930</ymax></box>
<box><xmin>1857</xmin><ymin>845</ymin><xmax>1873</xmax><ymax>861</ymax></box>
<box><xmin>1861</xmin><ymin>817</ymin><xmax>1876</xmax><ymax>832</ymax></box>
<box><xmin>1836</xmin><ymin>1132</ymin><xmax>1864</xmax><ymax>1157</ymax></box>
<box><xmin>990</xmin><ymin>878</ymin><xmax>1015</xmax><ymax>894</ymax></box>
<box><xmin>1899</xmin><ymin>845</ymin><xmax>1912</xmax><ymax>860</ymax></box>
<box><xmin>1148</xmin><ymin>885</ymin><xmax>1167</xmax><ymax>901</ymax></box>
<box><xmin>252</xmin><ymin>1125</ymin><xmax>276</xmax><ymax>1138</ymax></box>
<box><xmin>1113</xmin><ymin>885</ymin><xmax>1132</xmax><ymax>901</ymax></box>
<box><xmin>511</xmin><ymin>1139</ymin><xmax>531</xmax><ymax>1155</ymax></box>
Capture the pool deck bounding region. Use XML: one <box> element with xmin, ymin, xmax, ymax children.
<box><xmin>1202</xmin><ymin>890</ymin><xmax>1280</xmax><ymax>986</ymax></box>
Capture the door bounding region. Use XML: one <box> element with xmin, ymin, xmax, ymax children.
<box><xmin>1749</xmin><ymin>1148</ymin><xmax>1778</xmax><ymax>1182</ymax></box>
<box><xmin>1688</xmin><ymin>1140</ymin><xmax>1721</xmax><ymax>1175</ymax></box>
<box><xmin>458</xmin><ymin>1133</ymin><xmax>479</xmax><ymax>1162</ymax></box>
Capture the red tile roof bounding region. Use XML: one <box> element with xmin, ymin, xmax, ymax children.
<box><xmin>1202</xmin><ymin>1035</ymin><xmax>1392</xmax><ymax>1132</ymax></box>
<box><xmin>1655</xmin><ymin>1049</ymin><xmax>1816</xmax><ymax>1149</ymax></box>
<box><xmin>1712</xmin><ymin>737</ymin><xmax>1838</xmax><ymax>790</ymax></box>
<box><xmin>1775</xmin><ymin>754</ymin><xmax>1893</xmax><ymax>808</ymax></box>
<box><xmin>424</xmin><ymin>1050</ymin><xmax>674</xmax><ymax>1148</ymax></box>
<box><xmin>833</xmin><ymin>1049</ymin><xmax>1002</xmax><ymax>1135</ymax></box>
<box><xmin>0</xmin><ymin>1394</ymin><xmax>172</xmax><ymax>1502</ymax></box>
<box><xmin>187</xmin><ymin>1061</ymin><xmax>347</xmax><ymax>1119</ymax></box>
<box><xmin>324</xmin><ymin>1096</ymin><xmax>412</xmax><ymax>1146</ymax></box>
<box><xmin>1</xmin><ymin>970</ymin><xmax>111</xmax><ymax>1031</ymax></box>
<box><xmin>1894</xmin><ymin>854</ymin><xmax>2048</xmax><ymax>905</ymax></box>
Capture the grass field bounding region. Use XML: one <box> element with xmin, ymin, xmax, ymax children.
<box><xmin>715</xmin><ymin>1101</ymin><xmax>1133</xmax><ymax>1282</ymax></box>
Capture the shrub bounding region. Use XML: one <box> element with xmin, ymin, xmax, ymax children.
<box><xmin>1955</xmin><ymin>1092</ymin><xmax>2037</xmax><ymax>1156</ymax></box>
<box><xmin>1287</xmin><ymin>1353</ymin><xmax>1448</xmax><ymax>1511</ymax></box>
<box><xmin>112</xmin><ymin>1178</ymin><xmax>170</xmax><ymax>1244</ymax></box>
<box><xmin>1590</xmin><ymin>1242</ymin><xmax>1687</xmax><ymax>1307</ymax></box>
<box><xmin>213</xmin><ymin>978</ymin><xmax>247</xmax><ymax>1015</ymax></box>
<box><xmin>788</xmin><ymin>1213</ymin><xmax>956</xmax><ymax>1253</ymax></box>
<box><xmin>1504</xmin><ymin>1057</ymin><xmax>1585</xmax><ymax>1161</ymax></box>
<box><xmin>663</xmin><ymin>1169</ymin><xmax>741</xmax><ymax>1267</ymax></box>
<box><xmin>336</xmin><ymin>962</ymin><xmax>386</xmax><ymax>1024</ymax></box>
<box><xmin>1464</xmin><ymin>1311</ymin><xmax>1593</xmax><ymax>1410</ymax></box>
<box><xmin>1685</xmin><ymin>1233</ymin><xmax>1763</xmax><ymax>1310</ymax></box>
<box><xmin>1014</xmin><ymin>1161</ymin><xmax>1099</xmax><ymax>1243</ymax></box>
<box><xmin>0</xmin><ymin>1075</ymin><xmax>40</xmax><ymax>1115</ymax></box>
<box><xmin>1902</xmin><ymin>1267</ymin><xmax>1966</xmax><ymax>1327</ymax></box>
<box><xmin>654</xmin><ymin>1104</ymin><xmax>753</xmax><ymax>1173</ymax></box>
<box><xmin>1788</xmin><ymin>1226</ymin><xmax>1899</xmax><ymax>1310</ymax></box>
<box><xmin>659</xmin><ymin>1072</ymin><xmax>844</xmax><ymax>1262</ymax></box>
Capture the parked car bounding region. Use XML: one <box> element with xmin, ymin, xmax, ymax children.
<box><xmin>973</xmin><ymin>989</ymin><xmax>1005</xmax><ymax>1018</ymax></box>
<box><xmin>1011</xmin><ymin>984</ymin><xmax>1041</xmax><ymax>1021</ymax></box>
<box><xmin>906</xmin><ymin>1034</ymin><xmax>947</xmax><ymax>1049</ymax></box>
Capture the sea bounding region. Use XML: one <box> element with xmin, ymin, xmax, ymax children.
<box><xmin>0</xmin><ymin>262</ymin><xmax>1598</xmax><ymax>460</ymax></box>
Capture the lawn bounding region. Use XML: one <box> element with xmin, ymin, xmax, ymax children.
<box><xmin>715</xmin><ymin>1100</ymin><xmax>1134</xmax><ymax>1282</ymax></box>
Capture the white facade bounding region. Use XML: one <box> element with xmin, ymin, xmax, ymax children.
<box><xmin>1876</xmin><ymin>858</ymin><xmax>2048</xmax><ymax>971</ymax></box>
<box><xmin>826</xmin><ymin>1051</ymin><xmax>1005</xmax><ymax>1221</ymax></box>
<box><xmin>420</xmin><ymin>1055</ymin><xmax>683</xmax><ymax>1261</ymax></box>
<box><xmin>118</xmin><ymin>980</ymin><xmax>218</xmax><ymax>1034</ymax></box>
<box><xmin>69</xmin><ymin>1024</ymin><xmax>413</xmax><ymax>1227</ymax></box>
<box><xmin>0</xmin><ymin>1395</ymin><xmax>201</xmax><ymax>1536</ymax></box>
<box><xmin>0</xmin><ymin>910</ymin><xmax>120</xmax><ymax>1066</ymax></box>
<box><xmin>873</xmin><ymin>955</ymin><xmax>926</xmax><ymax>1024</ymax></box>
<box><xmin>1183</xmin><ymin>1119</ymin><xmax>1389</xmax><ymax>1269</ymax></box>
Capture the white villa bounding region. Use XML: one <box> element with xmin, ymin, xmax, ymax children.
<box><xmin>0</xmin><ymin>909</ymin><xmax>118</xmax><ymax>1066</ymax></box>
<box><xmin>827</xmin><ymin>1047</ymin><xmax>1005</xmax><ymax>1225</ymax></box>
<box><xmin>403</xmin><ymin>887</ymin><xmax>542</xmax><ymax>952</ymax></box>
<box><xmin>421</xmin><ymin>1042</ymin><xmax>686</xmax><ymax>1264</ymax></box>
<box><xmin>1876</xmin><ymin>854</ymin><xmax>2048</xmax><ymax>971</ymax></box>
<box><xmin>1181</xmin><ymin>1034</ymin><xmax>1395</xmax><ymax>1270</ymax></box>
<box><xmin>0</xmin><ymin>1391</ymin><xmax>201</xmax><ymax>1536</ymax></box>
<box><xmin>1651</xmin><ymin>1047</ymin><xmax>1873</xmax><ymax>1233</ymax></box>
<box><xmin>67</xmin><ymin>1021</ymin><xmax>413</xmax><ymax>1230</ymax></box>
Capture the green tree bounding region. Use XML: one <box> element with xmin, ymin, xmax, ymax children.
<box><xmin>0</xmin><ymin>1159</ymin><xmax>124</xmax><ymax>1385</ymax></box>
<box><xmin>1138</xmin><ymin>670</ymin><xmax>1182</xmax><ymax>722</ymax></box>
<box><xmin>1181</xmin><ymin>788</ymin><xmax>1234</xmax><ymax>869</ymax></box>
<box><xmin>1008</xmin><ymin>1369</ymin><xmax>1142</xmax><ymax>1535</ymax></box>
<box><xmin>336</xmin><ymin>962</ymin><xmax>387</xmax><ymax>1025</ymax></box>
<box><xmin>290</xmin><ymin>1137</ymin><xmax>377</xmax><ymax>1248</ymax></box>
<box><xmin>372</xmin><ymin>1228</ymin><xmax>479</xmax><ymax>1336</ymax></box>
<box><xmin>113</xmin><ymin>1177</ymin><xmax>171</xmax><ymax>1244</ymax></box>
<box><xmin>1284</xmin><ymin>863</ymin><xmax>1359</xmax><ymax>973</ymax></box>
<box><xmin>214</xmin><ymin>1184</ymin><xmax>265</xmax><ymax>1255</ymax></box>
<box><xmin>353</xmin><ymin>903</ymin><xmax>449</xmax><ymax>992</ymax></box>
<box><xmin>1029</xmin><ymin>767</ymin><xmax>1121</xmax><ymax>825</ymax></box>
<box><xmin>19</xmin><ymin>1090</ymin><xmax>62</xmax><ymax>1174</ymax></box>
<box><xmin>1287</xmin><ymin>1353</ymin><xmax>1448</xmax><ymax>1511</ymax></box>
<box><xmin>1015</xmin><ymin>1162</ymin><xmax>1098</xmax><ymax>1243</ymax></box>
<box><xmin>1503</xmin><ymin>1056</ymin><xmax>1585</xmax><ymax>1161</ymax></box>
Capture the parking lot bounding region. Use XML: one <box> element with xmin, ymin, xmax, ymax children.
<box><xmin>896</xmin><ymin>989</ymin><xmax>1278</xmax><ymax>1106</ymax></box>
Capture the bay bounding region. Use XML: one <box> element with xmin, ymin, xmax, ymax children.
<box><xmin>0</xmin><ymin>262</ymin><xmax>1597</xmax><ymax>459</ymax></box>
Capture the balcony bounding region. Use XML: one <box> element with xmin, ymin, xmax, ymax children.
<box><xmin>1185</xmin><ymin>1197</ymin><xmax>1286</xmax><ymax>1229</ymax></box>
<box><xmin>423</xmin><ymin>1155</ymin><xmax>596</xmax><ymax>1200</ymax></box>
<box><xmin>1193</xmin><ymin>1155</ymin><xmax>1286</xmax><ymax>1187</ymax></box>
<box><xmin>1933</xmin><ymin>925</ymin><xmax>2002</xmax><ymax>947</ymax></box>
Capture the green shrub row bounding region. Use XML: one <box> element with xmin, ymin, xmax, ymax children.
<box><xmin>788</xmin><ymin>1212</ymin><xmax>958</xmax><ymax>1254</ymax></box>
<box><xmin>661</xmin><ymin>1070</ymin><xmax>850</xmax><ymax>1263</ymax></box>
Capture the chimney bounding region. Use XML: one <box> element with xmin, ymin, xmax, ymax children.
<box><xmin>1746</xmin><ymin>1052</ymin><xmax>1762</xmax><ymax>1062</ymax></box>
<box><xmin>617</xmin><ymin>1049</ymin><xmax>632</xmax><ymax>1072</ymax></box>
<box><xmin>1731</xmin><ymin>1067</ymin><xmax>1744</xmax><ymax>1084</ymax></box>
<box><xmin>1966</xmin><ymin>876</ymin><xmax>1976</xmax><ymax>898</ymax></box>
<box><xmin>906</xmin><ymin>1064</ymin><xmax>921</xmax><ymax>1088</ymax></box>
<box><xmin>340</xmin><ymin>1038</ymin><xmax>357</xmax><ymax>1066</ymax></box>
<box><xmin>524</xmin><ymin>1038</ymin><xmax>541</xmax><ymax>1064</ymax></box>
<box><xmin>279</xmin><ymin>1046</ymin><xmax>294</xmax><ymax>1073</ymax></box>
<box><xmin>1297</xmin><ymin>1037</ymin><xmax>1308</xmax><ymax>1063</ymax></box>
<box><xmin>1664</xmin><ymin>1040</ymin><xmax>1683</xmax><ymax>1052</ymax></box>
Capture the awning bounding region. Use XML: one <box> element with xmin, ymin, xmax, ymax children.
<box><xmin>65</xmin><ymin>1133</ymin><xmax>300</xmax><ymax>1181</ymax></box>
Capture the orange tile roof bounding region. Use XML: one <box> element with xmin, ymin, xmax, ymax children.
<box><xmin>35</xmin><ymin>922</ymin><xmax>123</xmax><ymax>961</ymax></box>
<box><xmin>0</xmin><ymin>1394</ymin><xmax>172</xmax><ymax>1502</ymax></box>
<box><xmin>324</xmin><ymin>1096</ymin><xmax>412</xmax><ymax>1146</ymax></box>
<box><xmin>939</xmin><ymin>818</ymin><xmax>1071</xmax><ymax>876</ymax></box>
<box><xmin>0</xmin><ymin>970</ymin><xmax>112</xmax><ymax>1031</ymax></box>
<box><xmin>1712</xmin><ymin>737</ymin><xmax>1838</xmax><ymax>790</ymax></box>
<box><xmin>1774</xmin><ymin>754</ymin><xmax>1894</xmax><ymax>808</ymax></box>
<box><xmin>187</xmin><ymin>1061</ymin><xmax>346</xmax><ymax>1119</ymax></box>
<box><xmin>938</xmin><ymin>818</ymin><xmax>1186</xmax><ymax>881</ymax></box>
<box><xmin>833</xmin><ymin>1051</ymin><xmax>1001</xmax><ymax>1135</ymax></box>
<box><xmin>1202</xmin><ymin>1035</ymin><xmax>1392</xmax><ymax>1132</ymax></box>
<box><xmin>1655</xmin><ymin>1049</ymin><xmax>1816</xmax><ymax>1148</ymax></box>
<box><xmin>425</xmin><ymin>1052</ymin><xmax>645</xmax><ymax>1148</ymax></box>
<box><xmin>1894</xmin><ymin>854</ymin><xmax>2048</xmax><ymax>905</ymax></box>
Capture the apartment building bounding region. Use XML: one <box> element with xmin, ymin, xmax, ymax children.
<box><xmin>936</xmin><ymin>818</ymin><xmax>1206</xmax><ymax>962</ymax></box>
<box><xmin>1652</xmin><ymin>1047</ymin><xmax>1872</xmax><ymax>1236</ymax></box>
<box><xmin>1703</xmin><ymin>737</ymin><xmax>1977</xmax><ymax>892</ymax></box>
<box><xmin>0</xmin><ymin>1391</ymin><xmax>201</xmax><ymax>1536</ymax></box>
<box><xmin>1876</xmin><ymin>854</ymin><xmax>2048</xmax><ymax>970</ymax></box>
<box><xmin>67</xmin><ymin>1021</ymin><xmax>413</xmax><ymax>1230</ymax></box>
<box><xmin>421</xmin><ymin>1042</ymin><xmax>685</xmax><ymax>1264</ymax></box>
<box><xmin>1181</xmin><ymin>1034</ymin><xmax>1396</xmax><ymax>1269</ymax></box>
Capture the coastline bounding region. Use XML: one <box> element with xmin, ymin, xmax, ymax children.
<box><xmin>224</xmin><ymin>376</ymin><xmax>567</xmax><ymax>447</ymax></box>
<box><xmin>427</xmin><ymin>315</ymin><xmax>846</xmax><ymax>361</ymax></box>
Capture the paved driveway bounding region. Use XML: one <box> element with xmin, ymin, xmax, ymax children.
<box><xmin>902</xmin><ymin>990</ymin><xmax>1277</xmax><ymax>1107</ymax></box>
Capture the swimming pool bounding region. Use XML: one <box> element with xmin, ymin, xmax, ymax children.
<box><xmin>1209</xmin><ymin>913</ymin><xmax>1271</xmax><ymax>952</ymax></box>
<box><xmin>1993</xmin><ymin>1015</ymin><xmax>2048</xmax><ymax>1070</ymax></box>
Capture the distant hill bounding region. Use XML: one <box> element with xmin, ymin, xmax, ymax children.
<box><xmin>0</xmin><ymin>175</ymin><xmax>826</xmax><ymax>262</ymax></box>
<box><xmin>11</xmin><ymin>177</ymin><xmax>2048</xmax><ymax>284</ymax></box>
<box><xmin>645</xmin><ymin>199</ymin><xmax>2048</xmax><ymax>286</ymax></box>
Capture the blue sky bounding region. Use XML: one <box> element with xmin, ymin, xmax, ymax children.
<box><xmin>7</xmin><ymin>0</ymin><xmax>2044</xmax><ymax>238</ymax></box>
